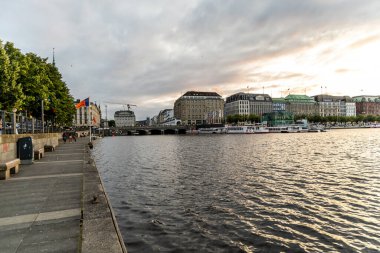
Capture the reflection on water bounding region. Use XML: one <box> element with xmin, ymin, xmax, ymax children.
<box><xmin>93</xmin><ymin>129</ymin><xmax>380</xmax><ymax>252</ymax></box>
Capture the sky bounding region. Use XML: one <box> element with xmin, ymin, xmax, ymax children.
<box><xmin>1</xmin><ymin>0</ymin><xmax>380</xmax><ymax>120</ymax></box>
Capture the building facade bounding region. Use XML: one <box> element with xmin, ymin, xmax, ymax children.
<box><xmin>313</xmin><ymin>95</ymin><xmax>357</xmax><ymax>117</ymax></box>
<box><xmin>114</xmin><ymin>110</ymin><xmax>136</xmax><ymax>127</ymax></box>
<box><xmin>339</xmin><ymin>96</ymin><xmax>356</xmax><ymax>117</ymax></box>
<box><xmin>313</xmin><ymin>95</ymin><xmax>341</xmax><ymax>117</ymax></box>
<box><xmin>158</xmin><ymin>109</ymin><xmax>174</xmax><ymax>124</ymax></box>
<box><xmin>225</xmin><ymin>93</ymin><xmax>273</xmax><ymax>116</ymax></box>
<box><xmin>353</xmin><ymin>96</ymin><xmax>380</xmax><ymax>115</ymax></box>
<box><xmin>284</xmin><ymin>94</ymin><xmax>317</xmax><ymax>116</ymax></box>
<box><xmin>272</xmin><ymin>98</ymin><xmax>286</xmax><ymax>112</ymax></box>
<box><xmin>74</xmin><ymin>101</ymin><xmax>101</xmax><ymax>128</ymax></box>
<box><xmin>174</xmin><ymin>91</ymin><xmax>224</xmax><ymax>125</ymax></box>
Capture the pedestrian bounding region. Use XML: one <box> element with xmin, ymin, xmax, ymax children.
<box><xmin>73</xmin><ymin>132</ymin><xmax>77</xmax><ymax>142</ymax></box>
<box><xmin>69</xmin><ymin>133</ymin><xmax>73</xmax><ymax>143</ymax></box>
<box><xmin>0</xmin><ymin>116</ymin><xmax>2</xmax><ymax>135</ymax></box>
<box><xmin>62</xmin><ymin>132</ymin><xmax>67</xmax><ymax>143</ymax></box>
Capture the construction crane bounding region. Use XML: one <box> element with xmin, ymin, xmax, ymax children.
<box><xmin>104</xmin><ymin>102</ymin><xmax>137</xmax><ymax>111</ymax></box>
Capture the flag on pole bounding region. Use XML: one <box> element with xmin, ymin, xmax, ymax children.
<box><xmin>75</xmin><ymin>97</ymin><xmax>90</xmax><ymax>109</ymax></box>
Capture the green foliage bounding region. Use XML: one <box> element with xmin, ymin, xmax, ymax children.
<box><xmin>108</xmin><ymin>120</ymin><xmax>116</xmax><ymax>127</ymax></box>
<box><xmin>0</xmin><ymin>40</ymin><xmax>25</xmax><ymax>110</ymax></box>
<box><xmin>0</xmin><ymin>38</ymin><xmax>75</xmax><ymax>126</ymax></box>
<box><xmin>226</xmin><ymin>114</ymin><xmax>261</xmax><ymax>124</ymax></box>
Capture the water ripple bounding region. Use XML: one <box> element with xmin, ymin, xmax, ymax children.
<box><xmin>93</xmin><ymin>129</ymin><xmax>380</xmax><ymax>252</ymax></box>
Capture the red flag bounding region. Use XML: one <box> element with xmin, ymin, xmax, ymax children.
<box><xmin>75</xmin><ymin>98</ymin><xmax>90</xmax><ymax>109</ymax></box>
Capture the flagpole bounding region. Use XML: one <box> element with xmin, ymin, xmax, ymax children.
<box><xmin>89</xmin><ymin>101</ymin><xmax>92</xmax><ymax>143</ymax></box>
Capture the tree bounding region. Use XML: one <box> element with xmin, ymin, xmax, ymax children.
<box><xmin>1</xmin><ymin>38</ymin><xmax>76</xmax><ymax>126</ymax></box>
<box><xmin>45</xmin><ymin>64</ymin><xmax>75</xmax><ymax>126</ymax></box>
<box><xmin>248</xmin><ymin>114</ymin><xmax>260</xmax><ymax>123</ymax></box>
<box><xmin>0</xmin><ymin>40</ymin><xmax>24</xmax><ymax>111</ymax></box>
<box><xmin>108</xmin><ymin>120</ymin><xmax>116</xmax><ymax>127</ymax></box>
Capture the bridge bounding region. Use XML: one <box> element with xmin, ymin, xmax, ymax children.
<box><xmin>102</xmin><ymin>125</ymin><xmax>192</xmax><ymax>136</ymax></box>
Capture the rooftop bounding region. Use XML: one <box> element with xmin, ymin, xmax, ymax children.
<box><xmin>182</xmin><ymin>91</ymin><xmax>222</xmax><ymax>97</ymax></box>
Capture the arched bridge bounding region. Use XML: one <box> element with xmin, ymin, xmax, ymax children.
<box><xmin>105</xmin><ymin>126</ymin><xmax>191</xmax><ymax>136</ymax></box>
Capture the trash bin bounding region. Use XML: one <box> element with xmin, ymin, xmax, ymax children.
<box><xmin>17</xmin><ymin>137</ymin><xmax>34</xmax><ymax>164</ymax></box>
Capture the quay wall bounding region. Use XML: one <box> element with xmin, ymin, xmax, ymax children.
<box><xmin>0</xmin><ymin>133</ymin><xmax>59</xmax><ymax>162</ymax></box>
<box><xmin>82</xmin><ymin>141</ymin><xmax>128</xmax><ymax>253</ymax></box>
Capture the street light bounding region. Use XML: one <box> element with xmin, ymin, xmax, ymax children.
<box><xmin>41</xmin><ymin>99</ymin><xmax>44</xmax><ymax>133</ymax></box>
<box><xmin>41</xmin><ymin>98</ymin><xmax>47</xmax><ymax>133</ymax></box>
<box><xmin>12</xmin><ymin>108</ymin><xmax>17</xmax><ymax>134</ymax></box>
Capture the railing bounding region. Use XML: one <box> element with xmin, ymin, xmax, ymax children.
<box><xmin>0</xmin><ymin>110</ymin><xmax>55</xmax><ymax>135</ymax></box>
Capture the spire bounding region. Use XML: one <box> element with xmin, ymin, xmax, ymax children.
<box><xmin>52</xmin><ymin>48</ymin><xmax>55</xmax><ymax>66</ymax></box>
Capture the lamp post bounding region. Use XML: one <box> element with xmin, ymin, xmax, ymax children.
<box><xmin>41</xmin><ymin>99</ymin><xmax>44</xmax><ymax>133</ymax></box>
<box><xmin>12</xmin><ymin>108</ymin><xmax>17</xmax><ymax>134</ymax></box>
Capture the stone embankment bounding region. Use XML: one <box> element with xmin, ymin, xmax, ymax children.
<box><xmin>0</xmin><ymin>135</ymin><xmax>127</xmax><ymax>253</ymax></box>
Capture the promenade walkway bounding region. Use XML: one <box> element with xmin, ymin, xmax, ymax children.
<box><xmin>0</xmin><ymin>138</ymin><xmax>126</xmax><ymax>253</ymax></box>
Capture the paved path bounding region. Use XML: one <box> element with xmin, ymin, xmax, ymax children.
<box><xmin>0</xmin><ymin>138</ymin><xmax>126</xmax><ymax>253</ymax></box>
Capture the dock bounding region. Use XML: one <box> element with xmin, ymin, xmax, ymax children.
<box><xmin>0</xmin><ymin>138</ymin><xmax>127</xmax><ymax>253</ymax></box>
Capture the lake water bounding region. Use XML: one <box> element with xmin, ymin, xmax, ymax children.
<box><xmin>93</xmin><ymin>129</ymin><xmax>380</xmax><ymax>253</ymax></box>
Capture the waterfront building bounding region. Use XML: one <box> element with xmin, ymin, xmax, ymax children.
<box><xmin>339</xmin><ymin>96</ymin><xmax>356</xmax><ymax>117</ymax></box>
<box><xmin>174</xmin><ymin>91</ymin><xmax>224</xmax><ymax>125</ymax></box>
<box><xmin>262</xmin><ymin>111</ymin><xmax>294</xmax><ymax>126</ymax></box>
<box><xmin>114</xmin><ymin>110</ymin><xmax>135</xmax><ymax>127</ymax></box>
<box><xmin>225</xmin><ymin>93</ymin><xmax>273</xmax><ymax>117</ymax></box>
<box><xmin>313</xmin><ymin>95</ymin><xmax>340</xmax><ymax>117</ymax></box>
<box><xmin>74</xmin><ymin>100</ymin><xmax>101</xmax><ymax>128</ymax></box>
<box><xmin>150</xmin><ymin>115</ymin><xmax>159</xmax><ymax>126</ymax></box>
<box><xmin>135</xmin><ymin>118</ymin><xmax>149</xmax><ymax>126</ymax></box>
<box><xmin>284</xmin><ymin>94</ymin><xmax>317</xmax><ymax>116</ymax></box>
<box><xmin>353</xmin><ymin>95</ymin><xmax>380</xmax><ymax>115</ymax></box>
<box><xmin>158</xmin><ymin>109</ymin><xmax>174</xmax><ymax>124</ymax></box>
<box><xmin>313</xmin><ymin>95</ymin><xmax>357</xmax><ymax>117</ymax></box>
<box><xmin>272</xmin><ymin>98</ymin><xmax>287</xmax><ymax>112</ymax></box>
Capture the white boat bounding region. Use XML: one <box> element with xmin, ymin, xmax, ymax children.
<box><xmin>198</xmin><ymin>127</ymin><xmax>226</xmax><ymax>134</ymax></box>
<box><xmin>251</xmin><ymin>124</ymin><xmax>270</xmax><ymax>134</ymax></box>
<box><xmin>266</xmin><ymin>125</ymin><xmax>304</xmax><ymax>133</ymax></box>
<box><xmin>225</xmin><ymin>124</ymin><xmax>270</xmax><ymax>134</ymax></box>
<box><xmin>226</xmin><ymin>126</ymin><xmax>254</xmax><ymax>134</ymax></box>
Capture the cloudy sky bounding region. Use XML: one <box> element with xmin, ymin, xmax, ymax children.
<box><xmin>1</xmin><ymin>0</ymin><xmax>380</xmax><ymax>119</ymax></box>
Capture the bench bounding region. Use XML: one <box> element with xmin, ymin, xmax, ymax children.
<box><xmin>0</xmin><ymin>159</ymin><xmax>21</xmax><ymax>180</ymax></box>
<box><xmin>44</xmin><ymin>145</ymin><xmax>56</xmax><ymax>152</ymax></box>
<box><xmin>34</xmin><ymin>148</ymin><xmax>45</xmax><ymax>160</ymax></box>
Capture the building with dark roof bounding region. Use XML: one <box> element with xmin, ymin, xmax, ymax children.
<box><xmin>225</xmin><ymin>93</ymin><xmax>273</xmax><ymax>116</ymax></box>
<box><xmin>174</xmin><ymin>91</ymin><xmax>224</xmax><ymax>125</ymax></box>
<box><xmin>313</xmin><ymin>95</ymin><xmax>356</xmax><ymax>117</ymax></box>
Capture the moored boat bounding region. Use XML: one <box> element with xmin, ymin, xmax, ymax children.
<box><xmin>266</xmin><ymin>125</ymin><xmax>304</xmax><ymax>133</ymax></box>
<box><xmin>225</xmin><ymin>126</ymin><xmax>254</xmax><ymax>134</ymax></box>
<box><xmin>198</xmin><ymin>127</ymin><xmax>226</xmax><ymax>134</ymax></box>
<box><xmin>251</xmin><ymin>124</ymin><xmax>270</xmax><ymax>134</ymax></box>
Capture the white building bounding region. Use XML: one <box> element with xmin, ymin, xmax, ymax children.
<box><xmin>341</xmin><ymin>101</ymin><xmax>356</xmax><ymax>117</ymax></box>
<box><xmin>158</xmin><ymin>109</ymin><xmax>174</xmax><ymax>124</ymax></box>
<box><xmin>74</xmin><ymin>101</ymin><xmax>101</xmax><ymax>128</ymax></box>
<box><xmin>313</xmin><ymin>95</ymin><xmax>356</xmax><ymax>117</ymax></box>
<box><xmin>114</xmin><ymin>110</ymin><xmax>135</xmax><ymax>127</ymax></box>
<box><xmin>150</xmin><ymin>115</ymin><xmax>159</xmax><ymax>126</ymax></box>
